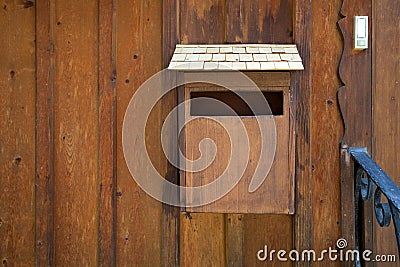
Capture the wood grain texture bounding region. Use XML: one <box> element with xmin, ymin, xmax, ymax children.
<box><xmin>53</xmin><ymin>0</ymin><xmax>99</xmax><ymax>265</ymax></box>
<box><xmin>183</xmin><ymin>75</ymin><xmax>293</xmax><ymax>213</ymax></box>
<box><xmin>337</xmin><ymin>0</ymin><xmax>372</xmax><ymax>148</ymax></box>
<box><xmin>226</xmin><ymin>0</ymin><xmax>293</xmax><ymax>44</ymax></box>
<box><xmin>98</xmin><ymin>0</ymin><xmax>116</xmax><ymax>265</ymax></box>
<box><xmin>226</xmin><ymin>214</ymin><xmax>244</xmax><ymax>266</ymax></box>
<box><xmin>35</xmin><ymin>0</ymin><xmax>55</xmax><ymax>265</ymax></box>
<box><xmin>180</xmin><ymin>213</ymin><xmax>226</xmax><ymax>267</ymax></box>
<box><xmin>311</xmin><ymin>0</ymin><xmax>343</xmax><ymax>265</ymax></box>
<box><xmin>163</xmin><ymin>0</ymin><xmax>179</xmax><ymax>66</ymax></box>
<box><xmin>177</xmin><ymin>1</ymin><xmax>298</xmax><ymax>265</ymax></box>
<box><xmin>337</xmin><ymin>0</ymin><xmax>373</xmax><ymax>262</ymax></box>
<box><xmin>0</xmin><ymin>1</ymin><xmax>36</xmax><ymax>265</ymax></box>
<box><xmin>161</xmin><ymin>86</ymin><xmax>181</xmax><ymax>267</ymax></box>
<box><xmin>339</xmin><ymin>148</ymin><xmax>356</xmax><ymax>267</ymax></box>
<box><xmin>177</xmin><ymin>1</ymin><xmax>228</xmax><ymax>266</ymax></box>
<box><xmin>292</xmin><ymin>0</ymin><xmax>313</xmax><ymax>265</ymax></box>
<box><xmin>0</xmin><ymin>0</ymin><xmax>378</xmax><ymax>265</ymax></box>
<box><xmin>180</xmin><ymin>0</ymin><xmax>226</xmax><ymax>44</ymax></box>
<box><xmin>162</xmin><ymin>0</ymin><xmax>181</xmax><ymax>266</ymax></box>
<box><xmin>244</xmin><ymin>215</ymin><xmax>293</xmax><ymax>266</ymax></box>
<box><xmin>373</xmin><ymin>0</ymin><xmax>400</xmax><ymax>264</ymax></box>
<box><xmin>115</xmin><ymin>0</ymin><xmax>163</xmax><ymax>265</ymax></box>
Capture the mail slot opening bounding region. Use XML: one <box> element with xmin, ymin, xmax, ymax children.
<box><xmin>190</xmin><ymin>91</ymin><xmax>284</xmax><ymax>116</ymax></box>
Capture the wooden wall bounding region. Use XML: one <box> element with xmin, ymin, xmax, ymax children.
<box><xmin>338</xmin><ymin>0</ymin><xmax>373</xmax><ymax>261</ymax></box>
<box><xmin>339</xmin><ymin>0</ymin><xmax>400</xmax><ymax>266</ymax></box>
<box><xmin>115</xmin><ymin>0</ymin><xmax>163</xmax><ymax>266</ymax></box>
<box><xmin>311</xmin><ymin>0</ymin><xmax>343</xmax><ymax>264</ymax></box>
<box><xmin>373</xmin><ymin>0</ymin><xmax>400</xmax><ymax>264</ymax></box>
<box><xmin>0</xmin><ymin>1</ymin><xmax>36</xmax><ymax>265</ymax></box>
<box><xmin>170</xmin><ymin>1</ymin><xmax>296</xmax><ymax>266</ymax></box>
<box><xmin>0</xmin><ymin>0</ymin><xmax>398</xmax><ymax>266</ymax></box>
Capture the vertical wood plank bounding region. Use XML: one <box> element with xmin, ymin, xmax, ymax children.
<box><xmin>224</xmin><ymin>2</ymin><xmax>296</xmax><ymax>265</ymax></box>
<box><xmin>373</xmin><ymin>0</ymin><xmax>400</xmax><ymax>263</ymax></box>
<box><xmin>0</xmin><ymin>1</ymin><xmax>36</xmax><ymax>266</ymax></box>
<box><xmin>226</xmin><ymin>214</ymin><xmax>244</xmax><ymax>266</ymax></box>
<box><xmin>163</xmin><ymin>0</ymin><xmax>180</xmax><ymax>66</ymax></box>
<box><xmin>180</xmin><ymin>213</ymin><xmax>226</xmax><ymax>267</ymax></box>
<box><xmin>292</xmin><ymin>0</ymin><xmax>313</xmax><ymax>266</ymax></box>
<box><xmin>340</xmin><ymin>148</ymin><xmax>356</xmax><ymax>266</ymax></box>
<box><xmin>180</xmin><ymin>0</ymin><xmax>226</xmax><ymax>44</ymax></box>
<box><xmin>35</xmin><ymin>0</ymin><xmax>55</xmax><ymax>265</ymax></box>
<box><xmin>178</xmin><ymin>1</ymin><xmax>227</xmax><ymax>266</ymax></box>
<box><xmin>337</xmin><ymin>0</ymin><xmax>373</xmax><ymax>264</ymax></box>
<box><xmin>243</xmin><ymin>215</ymin><xmax>293</xmax><ymax>266</ymax></box>
<box><xmin>115</xmin><ymin>0</ymin><xmax>163</xmax><ymax>265</ymax></box>
<box><xmin>98</xmin><ymin>0</ymin><xmax>116</xmax><ymax>265</ymax></box>
<box><xmin>311</xmin><ymin>0</ymin><xmax>343</xmax><ymax>265</ymax></box>
<box><xmin>53</xmin><ymin>0</ymin><xmax>100</xmax><ymax>265</ymax></box>
<box><xmin>226</xmin><ymin>0</ymin><xmax>293</xmax><ymax>44</ymax></box>
<box><xmin>337</xmin><ymin>0</ymin><xmax>372</xmax><ymax>148</ymax></box>
<box><xmin>162</xmin><ymin>0</ymin><xmax>180</xmax><ymax>266</ymax></box>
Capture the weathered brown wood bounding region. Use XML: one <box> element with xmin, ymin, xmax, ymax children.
<box><xmin>185</xmin><ymin>72</ymin><xmax>291</xmax><ymax>88</ymax></box>
<box><xmin>226</xmin><ymin>214</ymin><xmax>244</xmax><ymax>266</ymax></box>
<box><xmin>2</xmin><ymin>0</ymin><xmax>391</xmax><ymax>265</ymax></box>
<box><xmin>34</xmin><ymin>0</ymin><xmax>53</xmax><ymax>264</ymax></box>
<box><xmin>115</xmin><ymin>0</ymin><xmax>163</xmax><ymax>265</ymax></box>
<box><xmin>163</xmin><ymin>0</ymin><xmax>180</xmax><ymax>66</ymax></box>
<box><xmin>337</xmin><ymin>6</ymin><xmax>355</xmax><ymax>266</ymax></box>
<box><xmin>340</xmin><ymin>148</ymin><xmax>356</xmax><ymax>267</ymax></box>
<box><xmin>0</xmin><ymin>1</ymin><xmax>36</xmax><ymax>266</ymax></box>
<box><xmin>177</xmin><ymin>1</ymin><xmax>228</xmax><ymax>266</ymax></box>
<box><xmin>338</xmin><ymin>0</ymin><xmax>373</xmax><ymax>264</ymax></box>
<box><xmin>311</xmin><ymin>0</ymin><xmax>343</xmax><ymax>265</ymax></box>
<box><xmin>52</xmin><ymin>0</ymin><xmax>100</xmax><ymax>265</ymax></box>
<box><xmin>162</xmin><ymin>0</ymin><xmax>181</xmax><ymax>266</ymax></box>
<box><xmin>226</xmin><ymin>0</ymin><xmax>293</xmax><ymax>44</ymax></box>
<box><xmin>292</xmin><ymin>0</ymin><xmax>313</xmax><ymax>265</ymax></box>
<box><xmin>244</xmin><ymin>215</ymin><xmax>293</xmax><ymax>266</ymax></box>
<box><xmin>180</xmin><ymin>213</ymin><xmax>226</xmax><ymax>266</ymax></box>
<box><xmin>35</xmin><ymin>0</ymin><xmax>55</xmax><ymax>265</ymax></box>
<box><xmin>338</xmin><ymin>0</ymin><xmax>372</xmax><ymax>148</ymax></box>
<box><xmin>180</xmin><ymin>0</ymin><xmax>226</xmax><ymax>44</ymax></box>
<box><xmin>98</xmin><ymin>0</ymin><xmax>116</xmax><ymax>265</ymax></box>
<box><xmin>373</xmin><ymin>0</ymin><xmax>400</xmax><ymax>264</ymax></box>
<box><xmin>183</xmin><ymin>81</ymin><xmax>293</xmax><ymax>213</ymax></box>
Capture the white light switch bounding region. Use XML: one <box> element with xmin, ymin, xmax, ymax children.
<box><xmin>354</xmin><ymin>16</ymin><xmax>368</xmax><ymax>50</ymax></box>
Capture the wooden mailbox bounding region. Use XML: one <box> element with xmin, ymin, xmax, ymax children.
<box><xmin>169</xmin><ymin>44</ymin><xmax>303</xmax><ymax>214</ymax></box>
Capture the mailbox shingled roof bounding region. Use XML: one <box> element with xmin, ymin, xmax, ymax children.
<box><xmin>168</xmin><ymin>44</ymin><xmax>304</xmax><ymax>71</ymax></box>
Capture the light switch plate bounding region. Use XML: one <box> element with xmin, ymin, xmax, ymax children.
<box><xmin>354</xmin><ymin>16</ymin><xmax>368</xmax><ymax>50</ymax></box>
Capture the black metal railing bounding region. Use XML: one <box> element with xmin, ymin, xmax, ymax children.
<box><xmin>349</xmin><ymin>147</ymin><xmax>400</xmax><ymax>258</ymax></box>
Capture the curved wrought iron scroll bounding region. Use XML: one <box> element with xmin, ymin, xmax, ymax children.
<box><xmin>350</xmin><ymin>147</ymin><xmax>400</xmax><ymax>256</ymax></box>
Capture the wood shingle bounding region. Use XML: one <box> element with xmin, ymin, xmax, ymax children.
<box><xmin>168</xmin><ymin>44</ymin><xmax>304</xmax><ymax>71</ymax></box>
